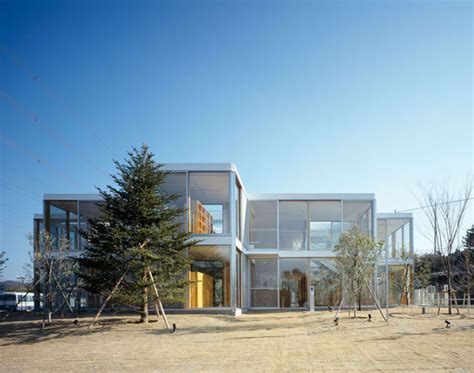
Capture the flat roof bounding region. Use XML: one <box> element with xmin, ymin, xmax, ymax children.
<box><xmin>162</xmin><ymin>163</ymin><xmax>236</xmax><ymax>172</ymax></box>
<box><xmin>43</xmin><ymin>194</ymin><xmax>102</xmax><ymax>201</ymax></box>
<box><xmin>247</xmin><ymin>193</ymin><xmax>375</xmax><ymax>201</ymax></box>
<box><xmin>376</xmin><ymin>212</ymin><xmax>413</xmax><ymax>219</ymax></box>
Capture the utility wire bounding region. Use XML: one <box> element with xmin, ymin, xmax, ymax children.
<box><xmin>0</xmin><ymin>43</ymin><xmax>115</xmax><ymax>156</ymax></box>
<box><xmin>0</xmin><ymin>131</ymin><xmax>82</xmax><ymax>186</ymax></box>
<box><xmin>0</xmin><ymin>90</ymin><xmax>109</xmax><ymax>177</ymax></box>
<box><xmin>0</xmin><ymin>182</ymin><xmax>38</xmax><ymax>203</ymax></box>
<box><xmin>396</xmin><ymin>198</ymin><xmax>474</xmax><ymax>213</ymax></box>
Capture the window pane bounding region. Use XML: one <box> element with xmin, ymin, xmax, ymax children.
<box><xmin>310</xmin><ymin>259</ymin><xmax>341</xmax><ymax>307</ymax></box>
<box><xmin>280</xmin><ymin>259</ymin><xmax>308</xmax><ymax>308</ymax></box>
<box><xmin>309</xmin><ymin>201</ymin><xmax>341</xmax><ymax>251</ymax></box>
<box><xmin>189</xmin><ymin>173</ymin><xmax>230</xmax><ymax>234</ymax></box>
<box><xmin>161</xmin><ymin>172</ymin><xmax>187</xmax><ymax>230</ymax></box>
<box><xmin>79</xmin><ymin>201</ymin><xmax>104</xmax><ymax>250</ymax></box>
<box><xmin>382</xmin><ymin>218</ymin><xmax>410</xmax><ymax>258</ymax></box>
<box><xmin>250</xmin><ymin>258</ymin><xmax>278</xmax><ymax>307</ymax></box>
<box><xmin>188</xmin><ymin>246</ymin><xmax>230</xmax><ymax>308</ymax></box>
<box><xmin>49</xmin><ymin>201</ymin><xmax>78</xmax><ymax>251</ymax></box>
<box><xmin>403</xmin><ymin>223</ymin><xmax>411</xmax><ymax>255</ymax></box>
<box><xmin>249</xmin><ymin>201</ymin><xmax>277</xmax><ymax>249</ymax></box>
<box><xmin>342</xmin><ymin>201</ymin><xmax>372</xmax><ymax>235</ymax></box>
<box><xmin>279</xmin><ymin>201</ymin><xmax>307</xmax><ymax>250</ymax></box>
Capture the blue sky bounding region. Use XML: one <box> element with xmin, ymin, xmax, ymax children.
<box><xmin>0</xmin><ymin>0</ymin><xmax>472</xmax><ymax>280</ymax></box>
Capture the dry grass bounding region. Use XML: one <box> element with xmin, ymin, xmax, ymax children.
<box><xmin>1</xmin><ymin>307</ymin><xmax>473</xmax><ymax>372</ymax></box>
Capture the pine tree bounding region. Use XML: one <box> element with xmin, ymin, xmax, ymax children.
<box><xmin>77</xmin><ymin>145</ymin><xmax>197</xmax><ymax>323</ymax></box>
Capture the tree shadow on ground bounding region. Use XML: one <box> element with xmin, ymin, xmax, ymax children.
<box><xmin>0</xmin><ymin>316</ymin><xmax>147</xmax><ymax>346</ymax></box>
<box><xmin>145</xmin><ymin>315</ymin><xmax>386</xmax><ymax>338</ymax></box>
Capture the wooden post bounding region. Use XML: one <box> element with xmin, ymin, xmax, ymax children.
<box><xmin>335</xmin><ymin>285</ymin><xmax>346</xmax><ymax>320</ymax></box>
<box><xmin>89</xmin><ymin>269</ymin><xmax>127</xmax><ymax>329</ymax></box>
<box><xmin>147</xmin><ymin>267</ymin><xmax>171</xmax><ymax>331</ymax></box>
<box><xmin>51</xmin><ymin>271</ymin><xmax>75</xmax><ymax>316</ymax></box>
<box><xmin>365</xmin><ymin>283</ymin><xmax>387</xmax><ymax>322</ymax></box>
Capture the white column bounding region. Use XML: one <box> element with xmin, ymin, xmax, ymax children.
<box><xmin>229</xmin><ymin>172</ymin><xmax>237</xmax><ymax>312</ymax></box>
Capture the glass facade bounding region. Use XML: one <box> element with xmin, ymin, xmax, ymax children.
<box><xmin>342</xmin><ymin>201</ymin><xmax>373</xmax><ymax>235</ymax></box>
<box><xmin>189</xmin><ymin>173</ymin><xmax>230</xmax><ymax>234</ymax></box>
<box><xmin>309</xmin><ymin>201</ymin><xmax>341</xmax><ymax>251</ymax></box>
<box><xmin>249</xmin><ymin>201</ymin><xmax>278</xmax><ymax>249</ymax></box>
<box><xmin>160</xmin><ymin>172</ymin><xmax>187</xmax><ymax>230</ymax></box>
<box><xmin>279</xmin><ymin>201</ymin><xmax>308</xmax><ymax>251</ymax></box>
<box><xmin>250</xmin><ymin>258</ymin><xmax>278</xmax><ymax>307</ymax></box>
<box><xmin>280</xmin><ymin>259</ymin><xmax>308</xmax><ymax>308</ymax></box>
<box><xmin>188</xmin><ymin>246</ymin><xmax>230</xmax><ymax>308</ymax></box>
<box><xmin>46</xmin><ymin>201</ymin><xmax>79</xmax><ymax>251</ymax></box>
<box><xmin>310</xmin><ymin>259</ymin><xmax>341</xmax><ymax>307</ymax></box>
<box><xmin>36</xmin><ymin>164</ymin><xmax>409</xmax><ymax>311</ymax></box>
<box><xmin>377</xmin><ymin>218</ymin><xmax>412</xmax><ymax>258</ymax></box>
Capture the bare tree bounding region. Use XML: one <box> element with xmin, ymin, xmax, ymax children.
<box><xmin>28</xmin><ymin>231</ymin><xmax>78</xmax><ymax>323</ymax></box>
<box><xmin>419</xmin><ymin>178</ymin><xmax>472</xmax><ymax>314</ymax></box>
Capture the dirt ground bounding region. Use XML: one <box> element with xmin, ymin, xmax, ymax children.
<box><xmin>0</xmin><ymin>307</ymin><xmax>473</xmax><ymax>372</ymax></box>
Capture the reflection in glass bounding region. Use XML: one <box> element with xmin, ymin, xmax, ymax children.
<box><xmin>342</xmin><ymin>201</ymin><xmax>372</xmax><ymax>235</ymax></box>
<box><xmin>48</xmin><ymin>201</ymin><xmax>79</xmax><ymax>251</ymax></box>
<box><xmin>280</xmin><ymin>259</ymin><xmax>308</xmax><ymax>308</ymax></box>
<box><xmin>250</xmin><ymin>258</ymin><xmax>278</xmax><ymax>307</ymax></box>
<box><xmin>160</xmin><ymin>172</ymin><xmax>187</xmax><ymax>230</ymax></box>
<box><xmin>309</xmin><ymin>201</ymin><xmax>341</xmax><ymax>251</ymax></box>
<box><xmin>249</xmin><ymin>201</ymin><xmax>277</xmax><ymax>249</ymax></box>
<box><xmin>310</xmin><ymin>259</ymin><xmax>341</xmax><ymax>307</ymax></box>
<box><xmin>188</xmin><ymin>246</ymin><xmax>230</xmax><ymax>308</ymax></box>
<box><xmin>279</xmin><ymin>202</ymin><xmax>308</xmax><ymax>251</ymax></box>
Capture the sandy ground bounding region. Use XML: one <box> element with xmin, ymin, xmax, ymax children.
<box><xmin>0</xmin><ymin>308</ymin><xmax>473</xmax><ymax>372</ymax></box>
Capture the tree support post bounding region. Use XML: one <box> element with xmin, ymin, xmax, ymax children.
<box><xmin>147</xmin><ymin>267</ymin><xmax>172</xmax><ymax>332</ymax></box>
<box><xmin>89</xmin><ymin>269</ymin><xmax>128</xmax><ymax>330</ymax></box>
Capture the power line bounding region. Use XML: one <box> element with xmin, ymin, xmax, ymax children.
<box><xmin>0</xmin><ymin>43</ymin><xmax>115</xmax><ymax>156</ymax></box>
<box><xmin>0</xmin><ymin>131</ymin><xmax>82</xmax><ymax>186</ymax></box>
<box><xmin>0</xmin><ymin>182</ymin><xmax>38</xmax><ymax>203</ymax></box>
<box><xmin>396</xmin><ymin>197</ymin><xmax>474</xmax><ymax>213</ymax></box>
<box><xmin>0</xmin><ymin>90</ymin><xmax>109</xmax><ymax>177</ymax></box>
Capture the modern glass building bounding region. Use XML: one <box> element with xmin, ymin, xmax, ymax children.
<box><xmin>33</xmin><ymin>163</ymin><xmax>414</xmax><ymax>312</ymax></box>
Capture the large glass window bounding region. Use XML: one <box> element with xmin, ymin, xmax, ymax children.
<box><xmin>189</xmin><ymin>173</ymin><xmax>230</xmax><ymax>234</ymax></box>
<box><xmin>342</xmin><ymin>201</ymin><xmax>373</xmax><ymax>235</ymax></box>
<box><xmin>378</xmin><ymin>218</ymin><xmax>412</xmax><ymax>258</ymax></box>
<box><xmin>188</xmin><ymin>246</ymin><xmax>230</xmax><ymax>308</ymax></box>
<box><xmin>250</xmin><ymin>258</ymin><xmax>278</xmax><ymax>307</ymax></box>
<box><xmin>160</xmin><ymin>172</ymin><xmax>187</xmax><ymax>230</ymax></box>
<box><xmin>47</xmin><ymin>201</ymin><xmax>79</xmax><ymax>251</ymax></box>
<box><xmin>279</xmin><ymin>201</ymin><xmax>308</xmax><ymax>250</ymax></box>
<box><xmin>249</xmin><ymin>201</ymin><xmax>277</xmax><ymax>249</ymax></box>
<box><xmin>78</xmin><ymin>201</ymin><xmax>104</xmax><ymax>250</ymax></box>
<box><xmin>309</xmin><ymin>201</ymin><xmax>341</xmax><ymax>251</ymax></box>
<box><xmin>310</xmin><ymin>259</ymin><xmax>341</xmax><ymax>307</ymax></box>
<box><xmin>280</xmin><ymin>259</ymin><xmax>308</xmax><ymax>308</ymax></box>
